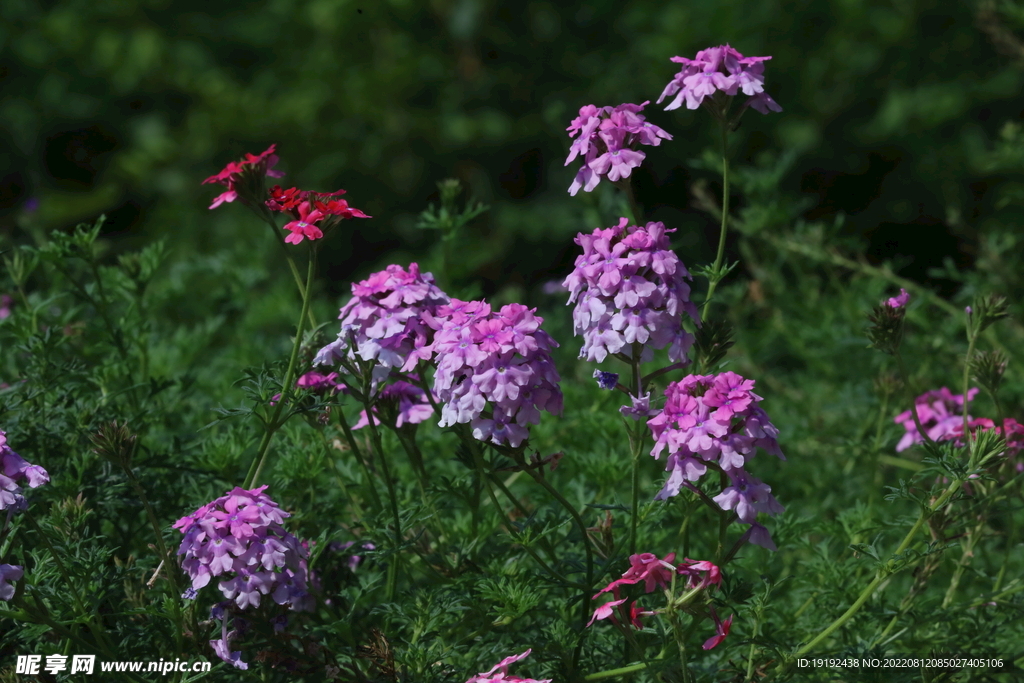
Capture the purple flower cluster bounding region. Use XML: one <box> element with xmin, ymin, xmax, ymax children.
<box><xmin>351</xmin><ymin>379</ymin><xmax>434</xmax><ymax>430</ymax></box>
<box><xmin>465</xmin><ymin>650</ymin><xmax>551</xmax><ymax>683</ymax></box>
<box><xmin>0</xmin><ymin>564</ymin><xmax>22</xmax><ymax>601</ymax></box>
<box><xmin>329</xmin><ymin>540</ymin><xmax>376</xmax><ymax>572</ymax></box>
<box><xmin>894</xmin><ymin>387</ymin><xmax>978</xmax><ymax>452</ymax></box>
<box><xmin>425</xmin><ymin>300</ymin><xmax>563</xmax><ymax>448</ymax></box>
<box><xmin>270</xmin><ymin>370</ymin><xmax>347</xmax><ymax>405</ymax></box>
<box><xmin>1</xmin><ymin>431</ymin><xmax>49</xmax><ymax>516</ymax></box>
<box><xmin>564</xmin><ymin>101</ymin><xmax>671</xmax><ymax>196</ymax></box>
<box><xmin>564</xmin><ymin>218</ymin><xmax>699</xmax><ymax>365</ymax></box>
<box><xmin>174</xmin><ymin>486</ymin><xmax>312</xmax><ymax>611</ymax></box>
<box><xmin>658</xmin><ymin>44</ymin><xmax>781</xmax><ymax>115</ymax></box>
<box><xmin>1</xmin><ymin>431</ymin><xmax>48</xmax><ymax>602</ymax></box>
<box><xmin>315</xmin><ymin>263</ymin><xmax>450</xmax><ymax>384</ymax></box>
<box><xmin>647</xmin><ymin>373</ymin><xmax>784</xmax><ymax>550</ymax></box>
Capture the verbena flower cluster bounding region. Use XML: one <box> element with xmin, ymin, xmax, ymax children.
<box><xmin>427</xmin><ymin>300</ymin><xmax>563</xmax><ymax>448</ymax></box>
<box><xmin>173</xmin><ymin>486</ymin><xmax>313</xmax><ymax>668</ymax></box>
<box><xmin>588</xmin><ymin>552</ymin><xmax>730</xmax><ymax>649</ymax></box>
<box><xmin>647</xmin><ymin>373</ymin><xmax>784</xmax><ymax>550</ymax></box>
<box><xmin>316</xmin><ymin>263</ymin><xmax>450</xmax><ymax>386</ymax></box>
<box><xmin>658</xmin><ymin>44</ymin><xmax>781</xmax><ymax>115</ymax></box>
<box><xmin>465</xmin><ymin>650</ymin><xmax>550</xmax><ymax>683</ymax></box>
<box><xmin>564</xmin><ymin>101</ymin><xmax>671</xmax><ymax>195</ymax></box>
<box><xmin>894</xmin><ymin>387</ymin><xmax>979</xmax><ymax>452</ymax></box>
<box><xmin>1</xmin><ymin>431</ymin><xmax>48</xmax><ymax>603</ymax></box>
<box><xmin>564</xmin><ymin>218</ymin><xmax>699</xmax><ymax>364</ymax></box>
<box><xmin>203</xmin><ymin>144</ymin><xmax>284</xmax><ymax>209</ymax></box>
<box><xmin>265</xmin><ymin>185</ymin><xmax>370</xmax><ymax>244</ymax></box>
<box><xmin>270</xmin><ymin>370</ymin><xmax>347</xmax><ymax>405</ymax></box>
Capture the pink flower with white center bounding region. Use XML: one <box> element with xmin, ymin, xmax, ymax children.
<box><xmin>174</xmin><ymin>486</ymin><xmax>312</xmax><ymax>612</ymax></box>
<box><xmin>315</xmin><ymin>263</ymin><xmax>450</xmax><ymax>384</ymax></box>
<box><xmin>465</xmin><ymin>649</ymin><xmax>551</xmax><ymax>683</ymax></box>
<box><xmin>659</xmin><ymin>44</ymin><xmax>781</xmax><ymax>119</ymax></box>
<box><xmin>427</xmin><ymin>301</ymin><xmax>562</xmax><ymax>448</ymax></box>
<box><xmin>203</xmin><ymin>144</ymin><xmax>285</xmax><ymax>210</ymax></box>
<box><xmin>648</xmin><ymin>373</ymin><xmax>784</xmax><ymax>550</ymax></box>
<box><xmin>565</xmin><ymin>218</ymin><xmax>698</xmax><ymax>366</ymax></box>
<box><xmin>281</xmin><ymin>202</ymin><xmax>325</xmax><ymax>245</ymax></box>
<box><xmin>894</xmin><ymin>387</ymin><xmax>978</xmax><ymax>452</ymax></box>
<box><xmin>565</xmin><ymin>101</ymin><xmax>671</xmax><ymax>196</ymax></box>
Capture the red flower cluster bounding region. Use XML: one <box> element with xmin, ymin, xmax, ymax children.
<box><xmin>266</xmin><ymin>185</ymin><xmax>370</xmax><ymax>244</ymax></box>
<box><xmin>202</xmin><ymin>144</ymin><xmax>284</xmax><ymax>209</ymax></box>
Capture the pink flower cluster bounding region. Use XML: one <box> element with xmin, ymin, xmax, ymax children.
<box><xmin>1</xmin><ymin>430</ymin><xmax>49</xmax><ymax>516</ymax></box>
<box><xmin>658</xmin><ymin>44</ymin><xmax>781</xmax><ymax>115</ymax></box>
<box><xmin>426</xmin><ymin>300</ymin><xmax>563</xmax><ymax>448</ymax></box>
<box><xmin>953</xmin><ymin>418</ymin><xmax>1024</xmax><ymax>462</ymax></box>
<box><xmin>265</xmin><ymin>185</ymin><xmax>370</xmax><ymax>245</ymax></box>
<box><xmin>888</xmin><ymin>288</ymin><xmax>910</xmax><ymax>309</ymax></box>
<box><xmin>465</xmin><ymin>650</ymin><xmax>550</xmax><ymax>683</ymax></box>
<box><xmin>351</xmin><ymin>379</ymin><xmax>434</xmax><ymax>430</ymax></box>
<box><xmin>894</xmin><ymin>387</ymin><xmax>978</xmax><ymax>452</ymax></box>
<box><xmin>173</xmin><ymin>486</ymin><xmax>313</xmax><ymax>612</ymax></box>
<box><xmin>203</xmin><ymin>144</ymin><xmax>285</xmax><ymax>209</ymax></box>
<box><xmin>564</xmin><ymin>101</ymin><xmax>671</xmax><ymax>195</ymax></box>
<box><xmin>588</xmin><ymin>552</ymin><xmax>730</xmax><ymax>649</ymax></box>
<box><xmin>564</xmin><ymin>218</ymin><xmax>699</xmax><ymax>365</ymax></box>
<box><xmin>648</xmin><ymin>373</ymin><xmax>784</xmax><ymax>550</ymax></box>
<box><xmin>315</xmin><ymin>263</ymin><xmax>450</xmax><ymax>385</ymax></box>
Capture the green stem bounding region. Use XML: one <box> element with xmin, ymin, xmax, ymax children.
<box><xmin>701</xmin><ymin>121</ymin><xmax>730</xmax><ymax>322</ymax></box>
<box><xmin>366</xmin><ymin>412</ymin><xmax>403</xmax><ymax>602</ymax></box>
<box><xmin>263</xmin><ymin>215</ymin><xmax>317</xmax><ymax>329</ymax></box>
<box><xmin>336</xmin><ymin>410</ymin><xmax>384</xmax><ymax>512</ymax></box>
<box><xmin>244</xmin><ymin>250</ymin><xmax>316</xmax><ymax>489</ymax></box>
<box><xmin>583</xmin><ymin>661</ymin><xmax>648</xmax><ymax>681</ymax></box>
<box><xmin>778</xmin><ymin>476</ymin><xmax>965</xmax><ymax>674</ymax></box>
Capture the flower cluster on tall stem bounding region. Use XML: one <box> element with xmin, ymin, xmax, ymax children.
<box><xmin>266</xmin><ymin>185</ymin><xmax>370</xmax><ymax>245</ymax></box>
<box><xmin>426</xmin><ymin>300</ymin><xmax>563</xmax><ymax>448</ymax></box>
<box><xmin>648</xmin><ymin>373</ymin><xmax>784</xmax><ymax>550</ymax></box>
<box><xmin>565</xmin><ymin>101</ymin><xmax>672</xmax><ymax>196</ymax></box>
<box><xmin>203</xmin><ymin>144</ymin><xmax>285</xmax><ymax>210</ymax></box>
<box><xmin>658</xmin><ymin>44</ymin><xmax>781</xmax><ymax>121</ymax></box>
<box><xmin>174</xmin><ymin>486</ymin><xmax>313</xmax><ymax>668</ymax></box>
<box><xmin>563</xmin><ymin>218</ymin><xmax>699</xmax><ymax>365</ymax></box>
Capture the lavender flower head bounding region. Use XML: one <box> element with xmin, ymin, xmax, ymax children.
<box><xmin>894</xmin><ymin>387</ymin><xmax>979</xmax><ymax>452</ymax></box>
<box><xmin>173</xmin><ymin>486</ymin><xmax>313</xmax><ymax>613</ymax></box>
<box><xmin>647</xmin><ymin>373</ymin><xmax>785</xmax><ymax>550</ymax></box>
<box><xmin>887</xmin><ymin>288</ymin><xmax>910</xmax><ymax>309</ymax></box>
<box><xmin>1</xmin><ymin>430</ymin><xmax>50</xmax><ymax>516</ymax></box>
<box><xmin>426</xmin><ymin>300</ymin><xmax>563</xmax><ymax>448</ymax></box>
<box><xmin>565</xmin><ymin>101</ymin><xmax>671</xmax><ymax>196</ymax></box>
<box><xmin>658</xmin><ymin>44</ymin><xmax>781</xmax><ymax>115</ymax></box>
<box><xmin>564</xmin><ymin>217</ymin><xmax>699</xmax><ymax>365</ymax></box>
<box><xmin>315</xmin><ymin>263</ymin><xmax>450</xmax><ymax>385</ymax></box>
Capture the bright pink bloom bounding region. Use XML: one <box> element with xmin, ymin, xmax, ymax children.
<box><xmin>465</xmin><ymin>649</ymin><xmax>551</xmax><ymax>683</ymax></box>
<box><xmin>702</xmin><ymin>610</ymin><xmax>733</xmax><ymax>650</ymax></box>
<box><xmin>894</xmin><ymin>387</ymin><xmax>978</xmax><ymax>451</ymax></box>
<box><xmin>203</xmin><ymin>144</ymin><xmax>284</xmax><ymax>209</ymax></box>
<box><xmin>267</xmin><ymin>185</ymin><xmax>370</xmax><ymax>245</ymax></box>
<box><xmin>282</xmin><ymin>201</ymin><xmax>326</xmax><ymax>245</ymax></box>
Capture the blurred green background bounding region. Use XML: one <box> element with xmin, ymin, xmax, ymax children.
<box><xmin>3</xmin><ymin>0</ymin><xmax>1024</xmax><ymax>304</ymax></box>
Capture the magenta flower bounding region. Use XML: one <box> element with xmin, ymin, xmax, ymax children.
<box><xmin>0</xmin><ymin>564</ymin><xmax>22</xmax><ymax>601</ymax></box>
<box><xmin>894</xmin><ymin>387</ymin><xmax>978</xmax><ymax>452</ymax></box>
<box><xmin>465</xmin><ymin>649</ymin><xmax>551</xmax><ymax>683</ymax></box>
<box><xmin>266</xmin><ymin>185</ymin><xmax>370</xmax><ymax>245</ymax></box>
<box><xmin>351</xmin><ymin>380</ymin><xmax>436</xmax><ymax>430</ymax></box>
<box><xmin>887</xmin><ymin>288</ymin><xmax>910</xmax><ymax>309</ymax></box>
<box><xmin>648</xmin><ymin>373</ymin><xmax>784</xmax><ymax>550</ymax></box>
<box><xmin>658</xmin><ymin>44</ymin><xmax>781</xmax><ymax>117</ymax></box>
<box><xmin>202</xmin><ymin>144</ymin><xmax>285</xmax><ymax>209</ymax></box>
<box><xmin>315</xmin><ymin>263</ymin><xmax>450</xmax><ymax>385</ymax></box>
<box><xmin>173</xmin><ymin>486</ymin><xmax>313</xmax><ymax>612</ymax></box>
<box><xmin>426</xmin><ymin>301</ymin><xmax>563</xmax><ymax>448</ymax></box>
<box><xmin>702</xmin><ymin>610</ymin><xmax>733</xmax><ymax>650</ymax></box>
<box><xmin>565</xmin><ymin>101</ymin><xmax>671</xmax><ymax>196</ymax></box>
<box><xmin>0</xmin><ymin>294</ymin><xmax>12</xmax><ymax>320</ymax></box>
<box><xmin>564</xmin><ymin>218</ymin><xmax>698</xmax><ymax>365</ymax></box>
